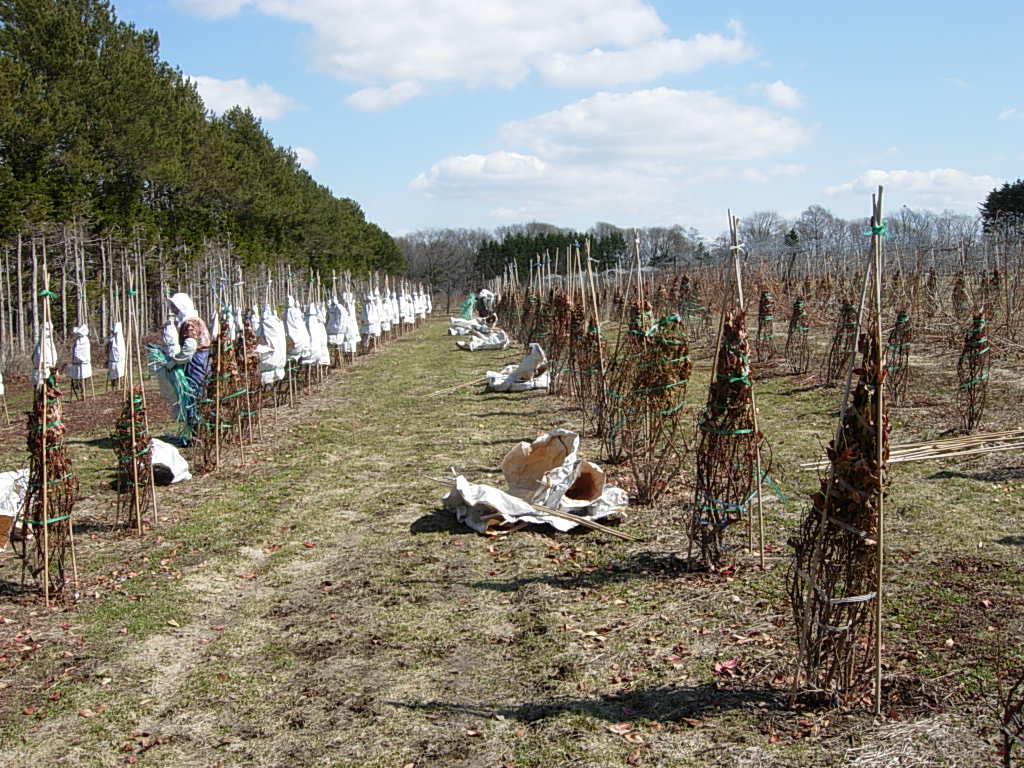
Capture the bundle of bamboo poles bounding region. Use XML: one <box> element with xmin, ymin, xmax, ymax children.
<box><xmin>800</xmin><ymin>428</ymin><xmax>1024</xmax><ymax>470</ymax></box>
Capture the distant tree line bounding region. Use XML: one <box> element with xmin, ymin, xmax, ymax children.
<box><xmin>0</xmin><ymin>0</ymin><xmax>402</xmax><ymax>274</ymax></box>
<box><xmin>404</xmin><ymin>180</ymin><xmax>1024</xmax><ymax>294</ymax></box>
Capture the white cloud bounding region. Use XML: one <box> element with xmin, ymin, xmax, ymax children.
<box><xmin>346</xmin><ymin>81</ymin><xmax>422</xmax><ymax>111</ymax></box>
<box><xmin>411</xmin><ymin>88</ymin><xmax>808</xmax><ymax>226</ymax></box>
<box><xmin>825</xmin><ymin>169</ymin><xmax>1002</xmax><ymax>211</ymax></box>
<box><xmin>174</xmin><ymin>0</ymin><xmax>247</xmax><ymax>19</ymax></box>
<box><xmin>998</xmin><ymin>107</ymin><xmax>1017</xmax><ymax>121</ymax></box>
<box><xmin>499</xmin><ymin>88</ymin><xmax>806</xmax><ymax>164</ymax></box>
<box><xmin>293</xmin><ymin>146</ymin><xmax>318</xmax><ymax>170</ymax></box>
<box><xmin>189</xmin><ymin>75</ymin><xmax>297</xmax><ymax>120</ymax></box>
<box><xmin>177</xmin><ymin>1</ymin><xmax>753</xmax><ymax>107</ymax></box>
<box><xmin>411</xmin><ymin>152</ymin><xmax>548</xmax><ymax>194</ymax></box>
<box><xmin>537</xmin><ymin>28</ymin><xmax>753</xmax><ymax>87</ymax></box>
<box><xmin>762</xmin><ymin>80</ymin><xmax>801</xmax><ymax>109</ymax></box>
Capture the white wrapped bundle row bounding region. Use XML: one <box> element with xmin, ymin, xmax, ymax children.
<box><xmin>486</xmin><ymin>343</ymin><xmax>549</xmax><ymax>392</ymax></box>
<box><xmin>442</xmin><ymin>429</ymin><xmax>628</xmax><ymax>536</ymax></box>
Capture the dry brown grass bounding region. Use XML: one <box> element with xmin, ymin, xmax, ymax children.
<box><xmin>0</xmin><ymin>319</ymin><xmax>1020</xmax><ymax>767</ymax></box>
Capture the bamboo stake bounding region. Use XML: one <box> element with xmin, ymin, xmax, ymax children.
<box><xmin>871</xmin><ymin>186</ymin><xmax>885</xmax><ymax>716</ymax></box>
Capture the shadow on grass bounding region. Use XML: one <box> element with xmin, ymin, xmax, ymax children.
<box><xmin>471</xmin><ymin>551</ymin><xmax>702</xmax><ymax>592</ymax></box>
<box><xmin>928</xmin><ymin>466</ymin><xmax>1024</xmax><ymax>483</ymax></box>
<box><xmin>388</xmin><ymin>682</ymin><xmax>791</xmax><ymax>724</ymax></box>
<box><xmin>409</xmin><ymin>508</ymin><xmax>477</xmax><ymax>536</ymax></box>
<box><xmin>0</xmin><ymin>578</ymin><xmax>37</xmax><ymax>597</ymax></box>
<box><xmin>996</xmin><ymin>535</ymin><xmax>1024</xmax><ymax>547</ymax></box>
<box><xmin>69</xmin><ymin>436</ymin><xmax>115</xmax><ymax>450</ymax></box>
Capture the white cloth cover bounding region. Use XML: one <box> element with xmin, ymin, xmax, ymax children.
<box><xmin>284</xmin><ymin>295</ymin><xmax>312</xmax><ymax>361</ymax></box>
<box><xmin>342</xmin><ymin>294</ymin><xmax>360</xmax><ymax>353</ymax></box>
<box><xmin>456</xmin><ymin>328</ymin><xmax>510</xmax><ymax>351</ymax></box>
<box><xmin>67</xmin><ymin>324</ymin><xmax>92</xmax><ymax>380</ymax></box>
<box><xmin>361</xmin><ymin>293</ymin><xmax>381</xmax><ymax>338</ymax></box>
<box><xmin>151</xmin><ymin>438</ymin><xmax>191</xmax><ymax>484</ymax></box>
<box><xmin>32</xmin><ymin>321</ymin><xmax>58</xmax><ymax>385</ymax></box>
<box><xmin>306</xmin><ymin>303</ymin><xmax>330</xmax><ymax>365</ymax></box>
<box><xmin>0</xmin><ymin>468</ymin><xmax>28</xmax><ymax>550</ymax></box>
<box><xmin>107</xmin><ymin>322</ymin><xmax>126</xmax><ymax>380</ymax></box>
<box><xmin>486</xmin><ymin>343</ymin><xmax>549</xmax><ymax>392</ymax></box>
<box><xmin>0</xmin><ymin>371</ymin><xmax>4</xmax><ymax>397</ymax></box>
<box><xmin>259</xmin><ymin>305</ymin><xmax>287</xmax><ymax>384</ymax></box>
<box><xmin>326</xmin><ymin>298</ymin><xmax>345</xmax><ymax>345</ymax></box>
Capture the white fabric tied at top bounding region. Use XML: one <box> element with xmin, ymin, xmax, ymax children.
<box><xmin>107</xmin><ymin>321</ymin><xmax>126</xmax><ymax>381</ymax></box>
<box><xmin>284</xmin><ymin>295</ymin><xmax>312</xmax><ymax>362</ymax></box>
<box><xmin>306</xmin><ymin>302</ymin><xmax>330</xmax><ymax>365</ymax></box>
<box><xmin>67</xmin><ymin>324</ymin><xmax>92</xmax><ymax>380</ymax></box>
<box><xmin>32</xmin><ymin>321</ymin><xmax>58</xmax><ymax>386</ymax></box>
<box><xmin>259</xmin><ymin>304</ymin><xmax>287</xmax><ymax>384</ymax></box>
<box><xmin>361</xmin><ymin>292</ymin><xmax>381</xmax><ymax>338</ymax></box>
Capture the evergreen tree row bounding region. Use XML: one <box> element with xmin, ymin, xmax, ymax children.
<box><xmin>0</xmin><ymin>0</ymin><xmax>403</xmax><ymax>274</ymax></box>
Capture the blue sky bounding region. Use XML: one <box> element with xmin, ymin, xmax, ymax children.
<box><xmin>114</xmin><ymin>0</ymin><xmax>1022</xmax><ymax>239</ymax></box>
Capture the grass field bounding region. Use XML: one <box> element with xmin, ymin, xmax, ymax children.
<box><xmin>0</xmin><ymin>318</ymin><xmax>1021</xmax><ymax>767</ymax></box>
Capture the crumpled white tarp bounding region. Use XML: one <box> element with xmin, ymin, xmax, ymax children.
<box><xmin>442</xmin><ymin>429</ymin><xmax>628</xmax><ymax>535</ymax></box>
<box><xmin>456</xmin><ymin>328</ymin><xmax>510</xmax><ymax>351</ymax></box>
<box><xmin>448</xmin><ymin>317</ymin><xmax>484</xmax><ymax>336</ymax></box>
<box><xmin>0</xmin><ymin>468</ymin><xmax>28</xmax><ymax>549</ymax></box>
<box><xmin>151</xmin><ymin>438</ymin><xmax>191</xmax><ymax>484</ymax></box>
<box><xmin>486</xmin><ymin>343</ymin><xmax>549</xmax><ymax>391</ymax></box>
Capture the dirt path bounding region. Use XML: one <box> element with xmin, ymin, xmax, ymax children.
<box><xmin>0</xmin><ymin>321</ymin><xmax>1014</xmax><ymax>767</ymax></box>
